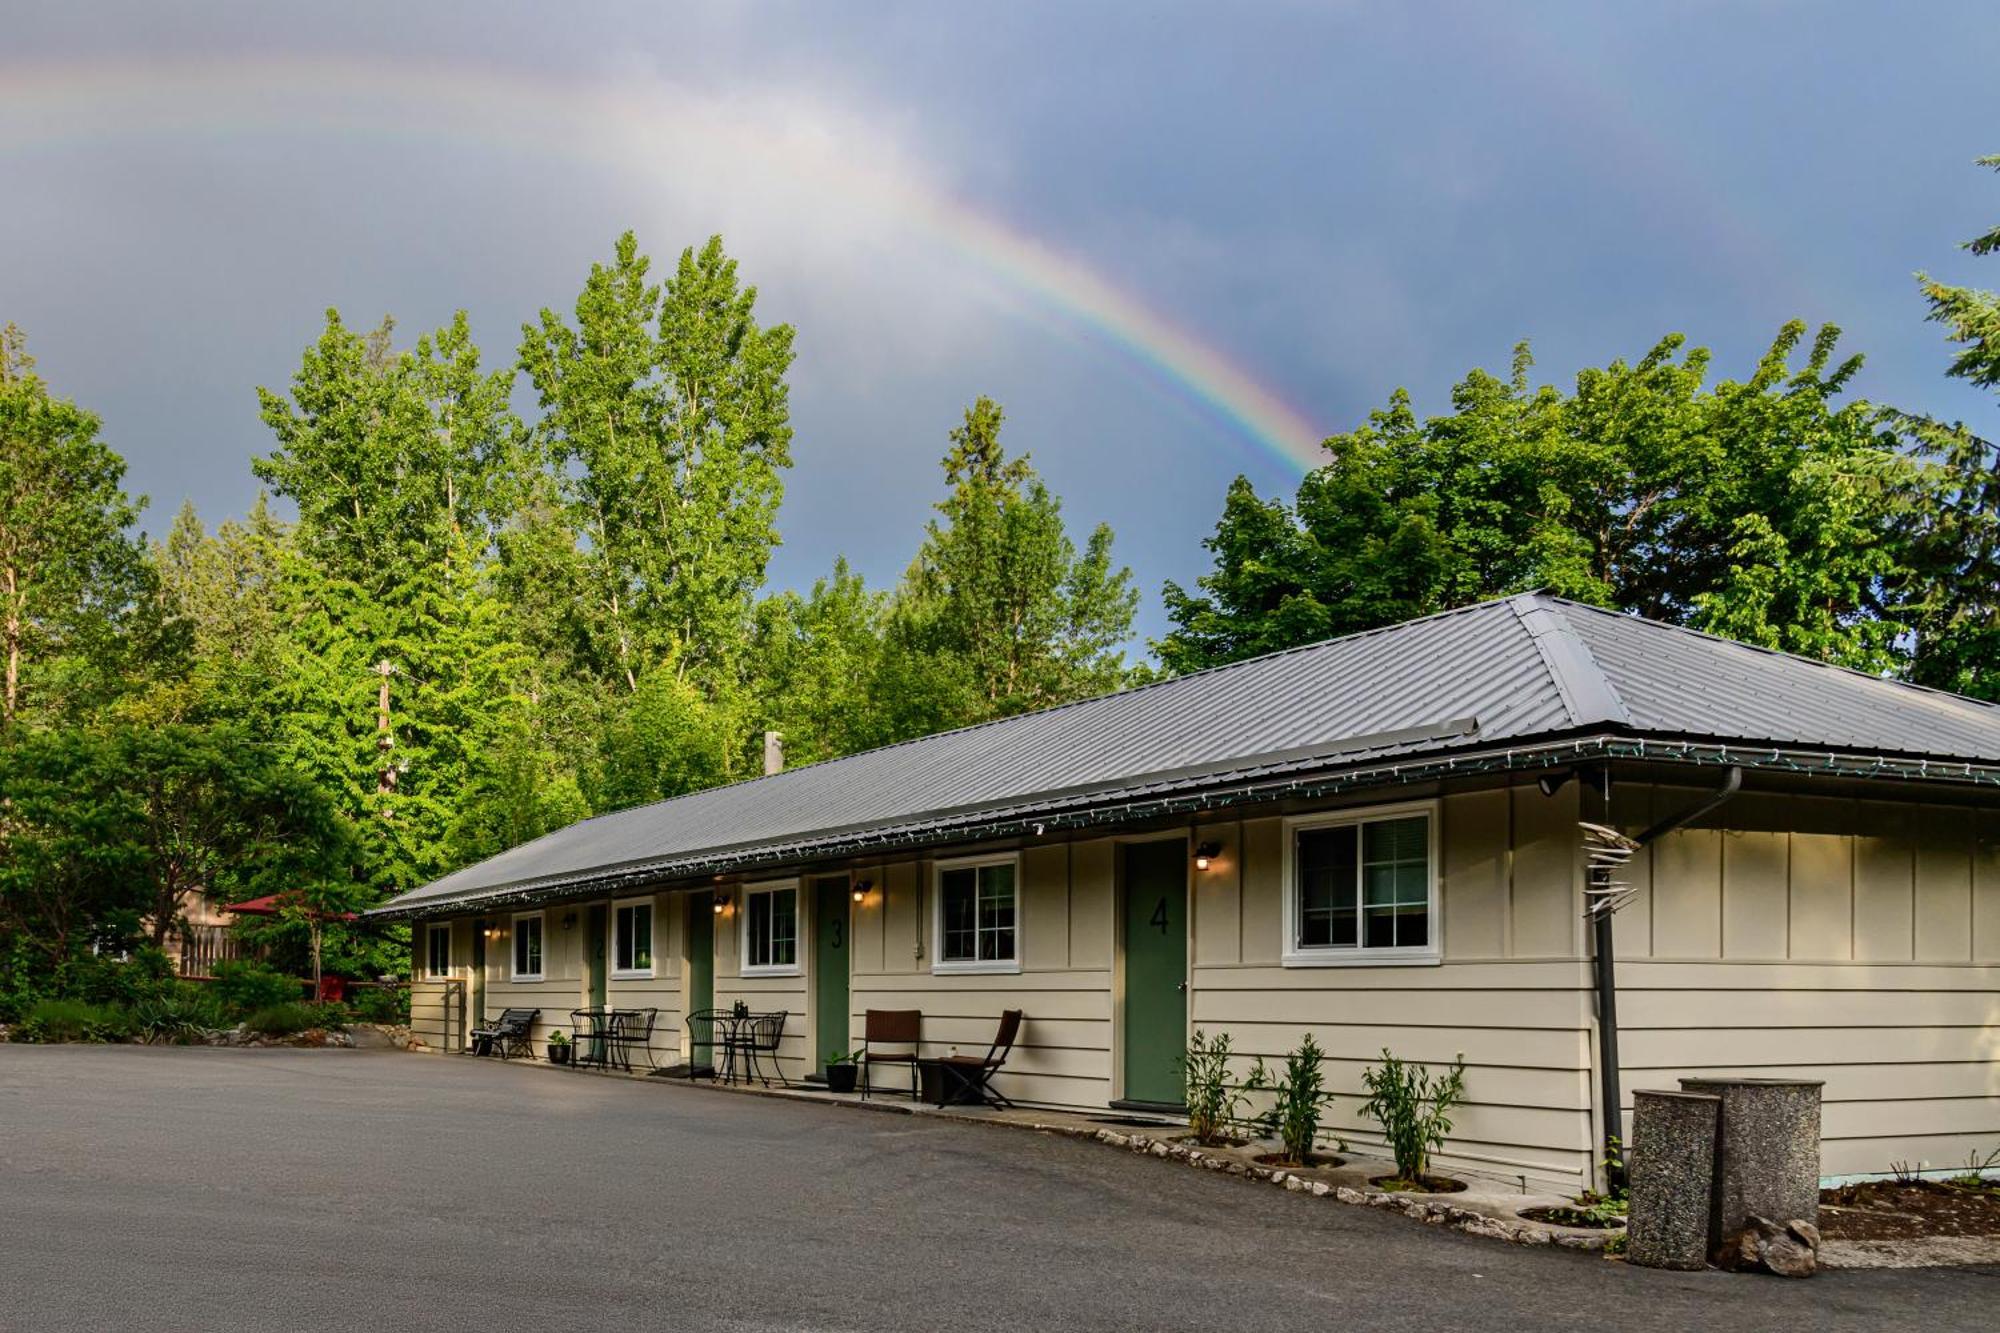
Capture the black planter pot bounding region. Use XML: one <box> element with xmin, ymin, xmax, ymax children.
<box><xmin>826</xmin><ymin>1063</ymin><xmax>858</xmax><ymax>1094</ymax></box>
<box><xmin>548</xmin><ymin>1044</ymin><xmax>572</xmax><ymax>1065</ymax></box>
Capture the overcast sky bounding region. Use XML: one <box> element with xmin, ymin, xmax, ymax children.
<box><xmin>4</xmin><ymin>2</ymin><xmax>1997</xmax><ymax>647</ymax></box>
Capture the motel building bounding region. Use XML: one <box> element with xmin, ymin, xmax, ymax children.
<box><xmin>373</xmin><ymin>593</ymin><xmax>2000</xmax><ymax>1195</ymax></box>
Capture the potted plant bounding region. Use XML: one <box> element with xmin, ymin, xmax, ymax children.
<box><xmin>825</xmin><ymin>1048</ymin><xmax>861</xmax><ymax>1093</ymax></box>
<box><xmin>547</xmin><ymin>1028</ymin><xmax>572</xmax><ymax>1065</ymax></box>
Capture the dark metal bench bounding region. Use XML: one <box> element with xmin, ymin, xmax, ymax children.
<box><xmin>470</xmin><ymin>1007</ymin><xmax>539</xmax><ymax>1059</ymax></box>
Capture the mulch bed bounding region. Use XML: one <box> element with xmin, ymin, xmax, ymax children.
<box><xmin>1370</xmin><ymin>1173</ymin><xmax>1467</xmax><ymax>1194</ymax></box>
<box><xmin>1820</xmin><ymin>1180</ymin><xmax>2000</xmax><ymax>1241</ymax></box>
<box><xmin>1252</xmin><ymin>1152</ymin><xmax>1346</xmax><ymax>1170</ymax></box>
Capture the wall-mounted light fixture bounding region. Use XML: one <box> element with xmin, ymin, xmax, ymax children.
<box><xmin>1194</xmin><ymin>841</ymin><xmax>1222</xmax><ymax>872</ymax></box>
<box><xmin>851</xmin><ymin>879</ymin><xmax>873</xmax><ymax>904</ymax></box>
<box><xmin>559</xmin><ymin>911</ymin><xmax>578</xmax><ymax>931</ymax></box>
<box><xmin>712</xmin><ymin>893</ymin><xmax>728</xmax><ymax>915</ymax></box>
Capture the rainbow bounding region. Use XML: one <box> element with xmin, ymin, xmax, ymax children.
<box><xmin>0</xmin><ymin>53</ymin><xmax>1327</xmax><ymax>472</ymax></box>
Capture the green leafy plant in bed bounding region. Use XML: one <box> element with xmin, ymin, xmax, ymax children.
<box><xmin>1246</xmin><ymin>1033</ymin><xmax>1339</xmax><ymax>1165</ymax></box>
<box><xmin>1181</xmin><ymin>1029</ymin><xmax>1250</xmax><ymax>1145</ymax></box>
<box><xmin>1360</xmin><ymin>1048</ymin><xmax>1466</xmax><ymax>1187</ymax></box>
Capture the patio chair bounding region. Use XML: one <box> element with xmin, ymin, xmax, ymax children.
<box><xmin>935</xmin><ymin>1009</ymin><xmax>1022</xmax><ymax>1109</ymax></box>
<box><xmin>470</xmin><ymin>1007</ymin><xmax>540</xmax><ymax>1060</ymax></box>
<box><xmin>605</xmin><ymin>1007</ymin><xmax>661</xmax><ymax>1072</ymax></box>
<box><xmin>860</xmin><ymin>1009</ymin><xmax>922</xmax><ymax>1101</ymax></box>
<box><xmin>733</xmin><ymin>1010</ymin><xmax>789</xmax><ymax>1087</ymax></box>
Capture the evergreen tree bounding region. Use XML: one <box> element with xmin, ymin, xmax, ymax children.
<box><xmin>893</xmin><ymin>397</ymin><xmax>1140</xmax><ymax>723</ymax></box>
<box><xmin>255</xmin><ymin>312</ymin><xmax>536</xmax><ymax>895</ymax></box>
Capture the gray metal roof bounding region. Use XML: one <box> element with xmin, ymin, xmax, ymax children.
<box><xmin>374</xmin><ymin>593</ymin><xmax>2000</xmax><ymax>917</ymax></box>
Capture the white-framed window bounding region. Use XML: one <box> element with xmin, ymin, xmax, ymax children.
<box><xmin>613</xmin><ymin>897</ymin><xmax>655</xmax><ymax>978</ymax></box>
<box><xmin>512</xmin><ymin>911</ymin><xmax>545</xmax><ymax>981</ymax></box>
<box><xmin>425</xmin><ymin>923</ymin><xmax>451</xmax><ymax>978</ymax></box>
<box><xmin>933</xmin><ymin>853</ymin><xmax>1020</xmax><ymax>974</ymax></box>
<box><xmin>741</xmin><ymin>881</ymin><xmax>800</xmax><ymax>976</ymax></box>
<box><xmin>1282</xmin><ymin>801</ymin><xmax>1439</xmax><ymax>967</ymax></box>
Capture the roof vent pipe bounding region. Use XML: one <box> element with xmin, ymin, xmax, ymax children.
<box><xmin>763</xmin><ymin>731</ymin><xmax>784</xmax><ymax>776</ymax></box>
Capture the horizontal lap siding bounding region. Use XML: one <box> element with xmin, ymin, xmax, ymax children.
<box><xmin>850</xmin><ymin>845</ymin><xmax>1117</xmax><ymax>1108</ymax></box>
<box><xmin>1610</xmin><ymin>783</ymin><xmax>2000</xmax><ymax>1178</ymax></box>
<box><xmin>603</xmin><ymin>894</ymin><xmax>684</xmax><ymax>1066</ymax></box>
<box><xmin>1193</xmin><ymin>789</ymin><xmax>1597</xmax><ymax>1191</ymax></box>
<box><xmin>850</xmin><ymin>972</ymin><xmax>1113</xmax><ymax>1105</ymax></box>
<box><xmin>409</xmin><ymin>917</ymin><xmax>476</xmax><ymax>1051</ymax></box>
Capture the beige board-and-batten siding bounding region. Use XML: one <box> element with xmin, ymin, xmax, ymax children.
<box><xmin>1609</xmin><ymin>782</ymin><xmax>2000</xmax><ymax>1180</ymax></box>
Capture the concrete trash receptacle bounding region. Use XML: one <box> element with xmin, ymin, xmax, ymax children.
<box><xmin>1678</xmin><ymin>1076</ymin><xmax>1822</xmax><ymax>1249</ymax></box>
<box><xmin>1627</xmin><ymin>1090</ymin><xmax>1720</xmax><ymax>1270</ymax></box>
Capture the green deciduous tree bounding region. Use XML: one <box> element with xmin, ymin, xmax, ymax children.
<box><xmin>0</xmin><ymin>324</ymin><xmax>155</xmax><ymax>730</ymax></box>
<box><xmin>1159</xmin><ymin>325</ymin><xmax>1918</xmax><ymax>675</ymax></box>
<box><xmin>1894</xmin><ymin>154</ymin><xmax>2000</xmax><ymax>700</ymax></box>
<box><xmin>519</xmin><ymin>232</ymin><xmax>795</xmax><ymax>695</ymax></box>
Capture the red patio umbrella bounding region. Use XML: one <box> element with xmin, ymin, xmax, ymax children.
<box><xmin>221</xmin><ymin>894</ymin><xmax>358</xmax><ymax>1000</ymax></box>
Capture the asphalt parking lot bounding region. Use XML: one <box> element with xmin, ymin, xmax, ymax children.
<box><xmin>0</xmin><ymin>1045</ymin><xmax>1989</xmax><ymax>1331</ymax></box>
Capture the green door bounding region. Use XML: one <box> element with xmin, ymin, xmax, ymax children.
<box><xmin>813</xmin><ymin>876</ymin><xmax>851</xmax><ymax>1077</ymax></box>
<box><xmin>470</xmin><ymin>922</ymin><xmax>487</xmax><ymax>1032</ymax></box>
<box><xmin>1121</xmin><ymin>840</ymin><xmax>1188</xmax><ymax>1108</ymax></box>
<box><xmin>586</xmin><ymin>905</ymin><xmax>608</xmax><ymax>1008</ymax></box>
<box><xmin>686</xmin><ymin>894</ymin><xmax>714</xmax><ymax>1017</ymax></box>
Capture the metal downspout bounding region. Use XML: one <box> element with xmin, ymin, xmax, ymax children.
<box><xmin>1591</xmin><ymin>764</ymin><xmax>1742</xmax><ymax>1191</ymax></box>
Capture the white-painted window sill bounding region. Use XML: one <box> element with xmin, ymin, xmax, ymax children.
<box><xmin>931</xmin><ymin>961</ymin><xmax>1022</xmax><ymax>976</ymax></box>
<box><xmin>1280</xmin><ymin>951</ymin><xmax>1441</xmax><ymax>969</ymax></box>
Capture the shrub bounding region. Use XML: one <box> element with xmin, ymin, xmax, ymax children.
<box><xmin>213</xmin><ymin>960</ymin><xmax>302</xmax><ymax>1016</ymax></box>
<box><xmin>244</xmin><ymin>1003</ymin><xmax>317</xmax><ymax>1036</ymax></box>
<box><xmin>59</xmin><ymin>947</ymin><xmax>179</xmax><ymax>1009</ymax></box>
<box><xmin>16</xmin><ymin>998</ymin><xmax>133</xmax><ymax>1044</ymax></box>
<box><xmin>1360</xmin><ymin>1048</ymin><xmax>1467</xmax><ymax>1184</ymax></box>
<box><xmin>244</xmin><ymin>1001</ymin><xmax>348</xmax><ymax>1036</ymax></box>
<box><xmin>131</xmin><ymin>988</ymin><xmax>229</xmax><ymax>1044</ymax></box>
<box><xmin>348</xmin><ymin>986</ymin><xmax>409</xmax><ymax>1026</ymax></box>
<box><xmin>1181</xmin><ymin>1030</ymin><xmax>1250</xmax><ymax>1145</ymax></box>
<box><xmin>1246</xmin><ymin>1033</ymin><xmax>1339</xmax><ymax>1165</ymax></box>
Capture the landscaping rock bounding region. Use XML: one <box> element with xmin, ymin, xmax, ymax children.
<box><xmin>1628</xmin><ymin>1088</ymin><xmax>1721</xmax><ymax>1271</ymax></box>
<box><xmin>1714</xmin><ymin>1214</ymin><xmax>1820</xmax><ymax>1278</ymax></box>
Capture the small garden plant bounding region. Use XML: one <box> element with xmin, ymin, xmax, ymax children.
<box><xmin>1949</xmin><ymin>1144</ymin><xmax>2000</xmax><ymax>1190</ymax></box>
<box><xmin>1360</xmin><ymin>1047</ymin><xmax>1466</xmax><ymax>1188</ymax></box>
<box><xmin>1246</xmin><ymin>1033</ymin><xmax>1339</xmax><ymax>1166</ymax></box>
<box><xmin>1181</xmin><ymin>1029</ymin><xmax>1249</xmax><ymax>1145</ymax></box>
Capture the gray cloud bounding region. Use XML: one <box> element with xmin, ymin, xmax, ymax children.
<box><xmin>2</xmin><ymin>1</ymin><xmax>1996</xmax><ymax>649</ymax></box>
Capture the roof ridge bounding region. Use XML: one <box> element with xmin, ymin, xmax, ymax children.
<box><xmin>1548</xmin><ymin>597</ymin><xmax>2000</xmax><ymax>724</ymax></box>
<box><xmin>1507</xmin><ymin>593</ymin><xmax>1635</xmax><ymax>729</ymax></box>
